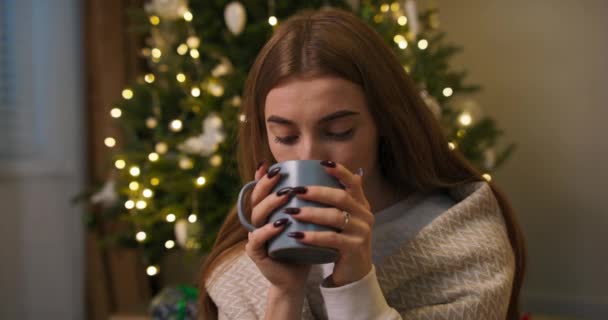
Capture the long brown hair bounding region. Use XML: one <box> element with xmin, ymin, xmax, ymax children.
<box><xmin>198</xmin><ymin>8</ymin><xmax>525</xmax><ymax>319</ymax></box>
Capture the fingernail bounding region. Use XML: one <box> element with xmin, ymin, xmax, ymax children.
<box><xmin>290</xmin><ymin>186</ymin><xmax>307</xmax><ymax>194</ymax></box>
<box><xmin>283</xmin><ymin>207</ymin><xmax>300</xmax><ymax>214</ymax></box>
<box><xmin>320</xmin><ymin>160</ymin><xmax>336</xmax><ymax>168</ymax></box>
<box><xmin>356</xmin><ymin>168</ymin><xmax>364</xmax><ymax>176</ymax></box>
<box><xmin>267</xmin><ymin>167</ymin><xmax>281</xmax><ymax>179</ymax></box>
<box><xmin>273</xmin><ymin>218</ymin><xmax>289</xmax><ymax>227</ymax></box>
<box><xmin>256</xmin><ymin>160</ymin><xmax>265</xmax><ymax>170</ymax></box>
<box><xmin>276</xmin><ymin>187</ymin><xmax>292</xmax><ymax>197</ymax></box>
<box><xmin>287</xmin><ymin>231</ymin><xmax>304</xmax><ymax>239</ymax></box>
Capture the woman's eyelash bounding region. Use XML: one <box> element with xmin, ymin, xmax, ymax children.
<box><xmin>274</xmin><ymin>129</ymin><xmax>355</xmax><ymax>145</ymax></box>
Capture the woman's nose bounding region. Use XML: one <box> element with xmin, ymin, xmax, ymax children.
<box><xmin>297</xmin><ymin>139</ymin><xmax>328</xmax><ymax>161</ymax></box>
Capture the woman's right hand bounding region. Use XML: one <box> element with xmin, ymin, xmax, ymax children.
<box><xmin>244</xmin><ymin>161</ymin><xmax>311</xmax><ymax>294</ymax></box>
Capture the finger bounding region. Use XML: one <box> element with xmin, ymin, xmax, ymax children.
<box><xmin>290</xmin><ymin>230</ymin><xmax>363</xmax><ymax>252</ymax></box>
<box><xmin>246</xmin><ymin>218</ymin><xmax>290</xmax><ymax>261</ymax></box>
<box><xmin>292</xmin><ymin>186</ymin><xmax>374</xmax><ymax>226</ymax></box>
<box><xmin>250</xmin><ymin>165</ymin><xmax>283</xmax><ymax>207</ymax></box>
<box><xmin>254</xmin><ymin>160</ymin><xmax>267</xmax><ymax>181</ymax></box>
<box><xmin>251</xmin><ymin>187</ymin><xmax>292</xmax><ymax>226</ymax></box>
<box><xmin>320</xmin><ymin>160</ymin><xmax>368</xmax><ymax>208</ymax></box>
<box><xmin>285</xmin><ymin>207</ymin><xmax>367</xmax><ymax>233</ymax></box>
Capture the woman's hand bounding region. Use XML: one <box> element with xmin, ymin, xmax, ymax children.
<box><xmin>285</xmin><ymin>160</ymin><xmax>374</xmax><ymax>287</ymax></box>
<box><xmin>244</xmin><ymin>161</ymin><xmax>311</xmax><ymax>294</ymax></box>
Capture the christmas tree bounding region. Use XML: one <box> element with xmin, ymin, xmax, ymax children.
<box><xmin>88</xmin><ymin>0</ymin><xmax>514</xmax><ymax>279</ymax></box>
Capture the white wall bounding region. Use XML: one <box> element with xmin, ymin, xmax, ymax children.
<box><xmin>437</xmin><ymin>0</ymin><xmax>608</xmax><ymax>318</ymax></box>
<box><xmin>0</xmin><ymin>0</ymin><xmax>84</xmax><ymax>319</ymax></box>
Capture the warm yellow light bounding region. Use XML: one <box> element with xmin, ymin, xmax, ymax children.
<box><xmin>187</xmin><ymin>36</ymin><xmax>200</xmax><ymax>48</ymax></box>
<box><xmin>110</xmin><ymin>108</ymin><xmax>122</xmax><ymax>118</ymax></box>
<box><xmin>443</xmin><ymin>87</ymin><xmax>454</xmax><ymax>97</ymax></box>
<box><xmin>165</xmin><ymin>240</ymin><xmax>175</xmax><ymax>249</ymax></box>
<box><xmin>150</xmin><ymin>177</ymin><xmax>160</xmax><ymax>186</ymax></box>
<box><xmin>125</xmin><ymin>200</ymin><xmax>135</xmax><ymax>209</ymax></box>
<box><xmin>142</xmin><ymin>189</ymin><xmax>153</xmax><ymax>198</ymax></box>
<box><xmin>268</xmin><ymin>16</ymin><xmax>278</xmax><ymax>26</ymax></box>
<box><xmin>149</xmin><ymin>15</ymin><xmax>160</xmax><ymax>25</ymax></box>
<box><xmin>448</xmin><ymin>142</ymin><xmax>457</xmax><ymax>150</ymax></box>
<box><xmin>183</xmin><ymin>11</ymin><xmax>193</xmax><ymax>21</ymax></box>
<box><xmin>239</xmin><ymin>114</ymin><xmax>246</xmax><ymax>122</ymax></box>
<box><xmin>482</xmin><ymin>173</ymin><xmax>492</xmax><ymax>181</ymax></box>
<box><xmin>129</xmin><ymin>181</ymin><xmax>140</xmax><ymax>191</ymax></box>
<box><xmin>457</xmin><ymin>129</ymin><xmax>466</xmax><ymax>138</ymax></box>
<box><xmin>144</xmin><ymin>73</ymin><xmax>155</xmax><ymax>83</ymax></box>
<box><xmin>148</xmin><ymin>152</ymin><xmax>159</xmax><ymax>162</ymax></box>
<box><xmin>166</xmin><ymin>213</ymin><xmax>176</xmax><ymax>222</ymax></box>
<box><xmin>210</xmin><ymin>155</ymin><xmax>222</xmax><ymax>167</ymax></box>
<box><xmin>418</xmin><ymin>39</ymin><xmax>429</xmax><ymax>50</ymax></box>
<box><xmin>155</xmin><ymin>142</ymin><xmax>168</xmax><ymax>154</ymax></box>
<box><xmin>207</xmin><ymin>82</ymin><xmax>224</xmax><ymax>97</ymax></box>
<box><xmin>177</xmin><ymin>43</ymin><xmax>188</xmax><ymax>55</ymax></box>
<box><xmin>122</xmin><ymin>89</ymin><xmax>133</xmax><ymax>100</ymax></box>
<box><xmin>380</xmin><ymin>4</ymin><xmax>390</xmax><ymax>12</ymax></box>
<box><xmin>189</xmin><ymin>48</ymin><xmax>200</xmax><ymax>59</ymax></box>
<box><xmin>393</xmin><ymin>34</ymin><xmax>405</xmax><ymax>44</ymax></box>
<box><xmin>151</xmin><ymin>48</ymin><xmax>162</xmax><ymax>59</ymax></box>
<box><xmin>104</xmin><ymin>137</ymin><xmax>116</xmax><ymax>148</ymax></box>
<box><xmin>129</xmin><ymin>166</ymin><xmax>141</xmax><ymax>177</ymax></box>
<box><xmin>398</xmin><ymin>16</ymin><xmax>408</xmax><ymax>26</ymax></box>
<box><xmin>136</xmin><ymin>231</ymin><xmax>147</xmax><ymax>242</ymax></box>
<box><xmin>176</xmin><ymin>73</ymin><xmax>186</xmax><ymax>82</ymax></box>
<box><xmin>459</xmin><ymin>113</ymin><xmax>472</xmax><ymax>126</ymax></box>
<box><xmin>390</xmin><ymin>2</ymin><xmax>400</xmax><ymax>12</ymax></box>
<box><xmin>373</xmin><ymin>14</ymin><xmax>383</xmax><ymax>23</ymax></box>
<box><xmin>136</xmin><ymin>200</ymin><xmax>147</xmax><ymax>209</ymax></box>
<box><xmin>188</xmin><ymin>214</ymin><xmax>198</xmax><ymax>223</ymax></box>
<box><xmin>146</xmin><ymin>117</ymin><xmax>158</xmax><ymax>129</ymax></box>
<box><xmin>196</xmin><ymin>176</ymin><xmax>206</xmax><ymax>186</ymax></box>
<box><xmin>191</xmin><ymin>87</ymin><xmax>201</xmax><ymax>97</ymax></box>
<box><xmin>146</xmin><ymin>265</ymin><xmax>159</xmax><ymax>276</ymax></box>
<box><xmin>114</xmin><ymin>159</ymin><xmax>126</xmax><ymax>169</ymax></box>
<box><xmin>170</xmin><ymin>119</ymin><xmax>183</xmax><ymax>132</ymax></box>
<box><xmin>179</xmin><ymin>158</ymin><xmax>193</xmax><ymax>170</ymax></box>
<box><xmin>398</xmin><ymin>41</ymin><xmax>408</xmax><ymax>49</ymax></box>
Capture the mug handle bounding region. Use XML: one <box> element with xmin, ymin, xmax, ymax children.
<box><xmin>237</xmin><ymin>180</ymin><xmax>258</xmax><ymax>232</ymax></box>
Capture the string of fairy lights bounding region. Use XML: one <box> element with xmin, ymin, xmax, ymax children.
<box><xmin>101</xmin><ymin>1</ymin><xmax>491</xmax><ymax>277</ymax></box>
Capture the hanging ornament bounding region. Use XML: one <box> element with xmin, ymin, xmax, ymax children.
<box><xmin>224</xmin><ymin>2</ymin><xmax>247</xmax><ymax>35</ymax></box>
<box><xmin>90</xmin><ymin>179</ymin><xmax>118</xmax><ymax>208</ymax></box>
<box><xmin>404</xmin><ymin>0</ymin><xmax>420</xmax><ymax>37</ymax></box>
<box><xmin>211</xmin><ymin>57</ymin><xmax>234</xmax><ymax>78</ymax></box>
<box><xmin>178</xmin><ymin>114</ymin><xmax>226</xmax><ymax>156</ymax></box>
<box><xmin>145</xmin><ymin>0</ymin><xmax>188</xmax><ymax>21</ymax></box>
<box><xmin>174</xmin><ymin>218</ymin><xmax>202</xmax><ymax>249</ymax></box>
<box><xmin>484</xmin><ymin>148</ymin><xmax>496</xmax><ymax>170</ymax></box>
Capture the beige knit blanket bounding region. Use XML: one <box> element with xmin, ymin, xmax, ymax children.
<box><xmin>206</xmin><ymin>182</ymin><xmax>515</xmax><ymax>319</ymax></box>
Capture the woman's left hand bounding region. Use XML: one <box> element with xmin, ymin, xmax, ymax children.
<box><xmin>287</xmin><ymin>160</ymin><xmax>374</xmax><ymax>287</ymax></box>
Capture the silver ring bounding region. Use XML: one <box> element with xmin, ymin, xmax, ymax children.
<box><xmin>340</xmin><ymin>210</ymin><xmax>351</xmax><ymax>231</ymax></box>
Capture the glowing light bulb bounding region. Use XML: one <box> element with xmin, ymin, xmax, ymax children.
<box><xmin>482</xmin><ymin>173</ymin><xmax>492</xmax><ymax>181</ymax></box>
<box><xmin>166</xmin><ymin>213</ymin><xmax>176</xmax><ymax>222</ymax></box>
<box><xmin>188</xmin><ymin>214</ymin><xmax>198</xmax><ymax>223</ymax></box>
<box><xmin>114</xmin><ymin>159</ymin><xmax>126</xmax><ymax>169</ymax></box>
<box><xmin>207</xmin><ymin>82</ymin><xmax>224</xmax><ymax>97</ymax></box>
<box><xmin>393</xmin><ymin>34</ymin><xmax>405</xmax><ymax>44</ymax></box>
<box><xmin>448</xmin><ymin>142</ymin><xmax>457</xmax><ymax>150</ymax></box>
<box><xmin>149</xmin><ymin>15</ymin><xmax>160</xmax><ymax>25</ymax></box>
<box><xmin>179</xmin><ymin>157</ymin><xmax>193</xmax><ymax>170</ymax></box>
<box><xmin>443</xmin><ymin>87</ymin><xmax>453</xmax><ymax>97</ymax></box>
<box><xmin>210</xmin><ymin>155</ymin><xmax>222</xmax><ymax>167</ymax></box>
<box><xmin>418</xmin><ymin>39</ymin><xmax>429</xmax><ymax>50</ymax></box>
<box><xmin>142</xmin><ymin>189</ymin><xmax>153</xmax><ymax>198</ymax></box>
<box><xmin>187</xmin><ymin>36</ymin><xmax>200</xmax><ymax>48</ymax></box>
<box><xmin>170</xmin><ymin>119</ymin><xmax>183</xmax><ymax>132</ymax></box>
<box><xmin>176</xmin><ymin>73</ymin><xmax>186</xmax><ymax>82</ymax></box>
<box><xmin>380</xmin><ymin>4</ymin><xmax>390</xmax><ymax>12</ymax></box>
<box><xmin>136</xmin><ymin>200</ymin><xmax>147</xmax><ymax>209</ymax></box>
<box><xmin>459</xmin><ymin>113</ymin><xmax>472</xmax><ymax>126</ymax></box>
<box><xmin>129</xmin><ymin>166</ymin><xmax>140</xmax><ymax>177</ymax></box>
<box><xmin>398</xmin><ymin>16</ymin><xmax>407</xmax><ymax>26</ymax></box>
<box><xmin>189</xmin><ymin>48</ymin><xmax>200</xmax><ymax>59</ymax></box>
<box><xmin>268</xmin><ymin>16</ymin><xmax>278</xmax><ymax>26</ymax></box>
<box><xmin>239</xmin><ymin>114</ymin><xmax>246</xmax><ymax>122</ymax></box>
<box><xmin>136</xmin><ymin>231</ymin><xmax>147</xmax><ymax>242</ymax></box>
<box><xmin>125</xmin><ymin>200</ymin><xmax>135</xmax><ymax>209</ymax></box>
<box><xmin>151</xmin><ymin>48</ymin><xmax>162</xmax><ymax>59</ymax></box>
<box><xmin>148</xmin><ymin>152</ymin><xmax>159</xmax><ymax>162</ymax></box>
<box><xmin>191</xmin><ymin>87</ymin><xmax>201</xmax><ymax>97</ymax></box>
<box><xmin>177</xmin><ymin>44</ymin><xmax>188</xmax><ymax>55</ymax></box>
<box><xmin>144</xmin><ymin>73</ymin><xmax>155</xmax><ymax>83</ymax></box>
<box><xmin>122</xmin><ymin>89</ymin><xmax>133</xmax><ymax>100</ymax></box>
<box><xmin>390</xmin><ymin>2</ymin><xmax>400</xmax><ymax>12</ymax></box>
<box><xmin>398</xmin><ymin>40</ymin><xmax>408</xmax><ymax>49</ymax></box>
<box><xmin>110</xmin><ymin>108</ymin><xmax>122</xmax><ymax>118</ymax></box>
<box><xmin>146</xmin><ymin>265</ymin><xmax>159</xmax><ymax>276</ymax></box>
<box><xmin>183</xmin><ymin>11</ymin><xmax>193</xmax><ymax>21</ymax></box>
<box><xmin>146</xmin><ymin>117</ymin><xmax>158</xmax><ymax>129</ymax></box>
<box><xmin>129</xmin><ymin>181</ymin><xmax>140</xmax><ymax>191</ymax></box>
<box><xmin>155</xmin><ymin>142</ymin><xmax>168</xmax><ymax>154</ymax></box>
<box><xmin>104</xmin><ymin>137</ymin><xmax>116</xmax><ymax>148</ymax></box>
<box><xmin>196</xmin><ymin>176</ymin><xmax>206</xmax><ymax>186</ymax></box>
<box><xmin>150</xmin><ymin>177</ymin><xmax>160</xmax><ymax>186</ymax></box>
<box><xmin>165</xmin><ymin>240</ymin><xmax>175</xmax><ymax>249</ymax></box>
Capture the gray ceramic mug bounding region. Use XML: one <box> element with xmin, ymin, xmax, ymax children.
<box><xmin>237</xmin><ymin>160</ymin><xmax>344</xmax><ymax>264</ymax></box>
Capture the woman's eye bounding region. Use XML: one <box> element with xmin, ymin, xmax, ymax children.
<box><xmin>273</xmin><ymin>129</ymin><xmax>354</xmax><ymax>145</ymax></box>
<box><xmin>274</xmin><ymin>135</ymin><xmax>299</xmax><ymax>145</ymax></box>
<box><xmin>326</xmin><ymin>128</ymin><xmax>355</xmax><ymax>140</ymax></box>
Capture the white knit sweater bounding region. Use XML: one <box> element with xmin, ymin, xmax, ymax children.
<box><xmin>206</xmin><ymin>182</ymin><xmax>515</xmax><ymax>319</ymax></box>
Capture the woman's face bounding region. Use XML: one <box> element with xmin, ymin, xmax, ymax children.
<box><xmin>264</xmin><ymin>75</ymin><xmax>380</xmax><ymax>178</ymax></box>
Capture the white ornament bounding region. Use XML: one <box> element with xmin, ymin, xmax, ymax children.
<box><xmin>484</xmin><ymin>148</ymin><xmax>496</xmax><ymax>170</ymax></box>
<box><xmin>91</xmin><ymin>179</ymin><xmax>118</xmax><ymax>208</ymax></box>
<box><xmin>405</xmin><ymin>0</ymin><xmax>420</xmax><ymax>37</ymax></box>
<box><xmin>211</xmin><ymin>57</ymin><xmax>234</xmax><ymax>78</ymax></box>
<box><xmin>174</xmin><ymin>218</ymin><xmax>202</xmax><ymax>249</ymax></box>
<box><xmin>145</xmin><ymin>0</ymin><xmax>188</xmax><ymax>21</ymax></box>
<box><xmin>178</xmin><ymin>114</ymin><xmax>226</xmax><ymax>157</ymax></box>
<box><xmin>224</xmin><ymin>2</ymin><xmax>247</xmax><ymax>35</ymax></box>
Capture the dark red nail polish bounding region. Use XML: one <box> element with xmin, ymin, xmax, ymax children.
<box><xmin>287</xmin><ymin>231</ymin><xmax>304</xmax><ymax>239</ymax></box>
<box><xmin>256</xmin><ymin>160</ymin><xmax>265</xmax><ymax>170</ymax></box>
<box><xmin>276</xmin><ymin>187</ymin><xmax>292</xmax><ymax>197</ymax></box>
<box><xmin>290</xmin><ymin>186</ymin><xmax>307</xmax><ymax>194</ymax></box>
<box><xmin>267</xmin><ymin>167</ymin><xmax>281</xmax><ymax>179</ymax></box>
<box><xmin>283</xmin><ymin>207</ymin><xmax>300</xmax><ymax>214</ymax></box>
<box><xmin>273</xmin><ymin>218</ymin><xmax>289</xmax><ymax>227</ymax></box>
<box><xmin>320</xmin><ymin>160</ymin><xmax>336</xmax><ymax>168</ymax></box>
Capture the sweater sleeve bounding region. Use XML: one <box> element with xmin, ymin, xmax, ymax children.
<box><xmin>320</xmin><ymin>265</ymin><xmax>402</xmax><ymax>320</ymax></box>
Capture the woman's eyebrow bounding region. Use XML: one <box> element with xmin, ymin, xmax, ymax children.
<box><xmin>266</xmin><ymin>110</ymin><xmax>359</xmax><ymax>125</ymax></box>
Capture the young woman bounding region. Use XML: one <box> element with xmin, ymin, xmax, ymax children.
<box><xmin>198</xmin><ymin>8</ymin><xmax>525</xmax><ymax>320</ymax></box>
